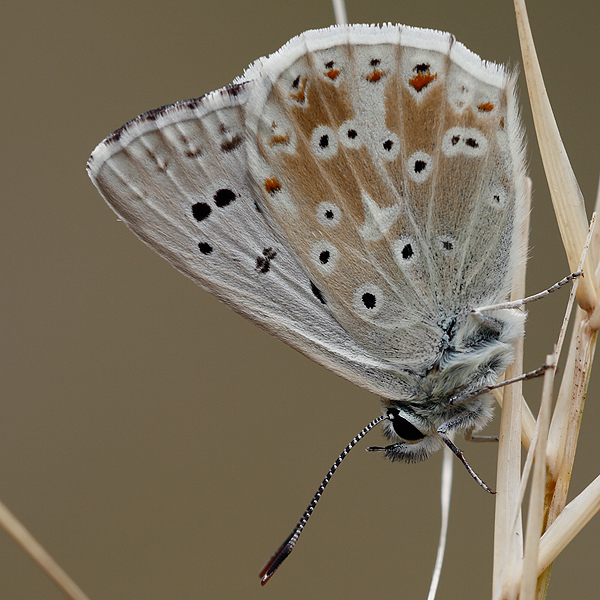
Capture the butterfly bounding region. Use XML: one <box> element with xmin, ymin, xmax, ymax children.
<box><xmin>88</xmin><ymin>23</ymin><xmax>527</xmax><ymax>582</ymax></box>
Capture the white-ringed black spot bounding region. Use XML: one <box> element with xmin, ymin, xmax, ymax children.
<box><xmin>438</xmin><ymin>235</ymin><xmax>457</xmax><ymax>255</ymax></box>
<box><xmin>310</xmin><ymin>281</ymin><xmax>327</xmax><ymax>304</ymax></box>
<box><xmin>401</xmin><ymin>244</ymin><xmax>413</xmax><ymax>260</ymax></box>
<box><xmin>488</xmin><ymin>184</ymin><xmax>508</xmax><ymax>209</ymax></box>
<box><xmin>451</xmin><ymin>135</ymin><xmax>460</xmax><ymax>146</ymax></box>
<box><xmin>292</xmin><ymin>75</ymin><xmax>300</xmax><ymax>88</ymax></box>
<box><xmin>325</xmin><ymin>60</ymin><xmax>334</xmax><ymax>69</ymax></box>
<box><xmin>256</xmin><ymin>248</ymin><xmax>277</xmax><ymax>274</ymax></box>
<box><xmin>370</xmin><ymin>58</ymin><xmax>381</xmax><ymax>66</ymax></box>
<box><xmin>317</xmin><ymin>201</ymin><xmax>341</xmax><ymax>227</ymax></box>
<box><xmin>310</xmin><ymin>241</ymin><xmax>338</xmax><ymax>274</ymax></box>
<box><xmin>465</xmin><ymin>137</ymin><xmax>478</xmax><ymax>148</ymax></box>
<box><xmin>353</xmin><ymin>283</ymin><xmax>383</xmax><ymax>316</ymax></box>
<box><xmin>376</xmin><ymin>132</ymin><xmax>400</xmax><ymax>160</ymax></box>
<box><xmin>213</xmin><ymin>188</ymin><xmax>236</xmax><ymax>207</ymax></box>
<box><xmin>415</xmin><ymin>63</ymin><xmax>430</xmax><ymax>73</ymax></box>
<box><xmin>198</xmin><ymin>242</ymin><xmax>213</xmax><ymax>255</ymax></box>
<box><xmin>393</xmin><ymin>236</ymin><xmax>418</xmax><ymax>266</ymax></box>
<box><xmin>311</xmin><ymin>126</ymin><xmax>338</xmax><ymax>158</ymax></box>
<box><xmin>362</xmin><ymin>292</ymin><xmax>376</xmax><ymax>309</ymax></box>
<box><xmin>192</xmin><ymin>202</ymin><xmax>211</xmax><ymax>221</ymax></box>
<box><xmin>339</xmin><ymin>120</ymin><xmax>363</xmax><ymax>150</ymax></box>
<box><xmin>407</xmin><ymin>151</ymin><xmax>432</xmax><ymax>183</ymax></box>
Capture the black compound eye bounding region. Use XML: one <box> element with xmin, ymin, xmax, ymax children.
<box><xmin>388</xmin><ymin>411</ymin><xmax>425</xmax><ymax>441</ymax></box>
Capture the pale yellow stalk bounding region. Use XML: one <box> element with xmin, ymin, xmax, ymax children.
<box><xmin>513</xmin><ymin>0</ymin><xmax>597</xmax><ymax>311</ymax></box>
<box><xmin>492</xmin><ymin>173</ymin><xmax>530</xmax><ymax>599</ymax></box>
<box><xmin>0</xmin><ymin>499</ymin><xmax>92</xmax><ymax>600</ymax></box>
<box><xmin>493</xmin><ymin>2</ymin><xmax>600</xmax><ymax>599</ymax></box>
<box><xmin>520</xmin><ymin>356</ymin><xmax>556</xmax><ymax>599</ymax></box>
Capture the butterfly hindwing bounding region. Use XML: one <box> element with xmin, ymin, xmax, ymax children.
<box><xmin>243</xmin><ymin>24</ymin><xmax>526</xmax><ymax>374</ymax></box>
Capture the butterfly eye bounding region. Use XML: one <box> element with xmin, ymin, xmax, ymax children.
<box><xmin>388</xmin><ymin>410</ymin><xmax>425</xmax><ymax>441</ymax></box>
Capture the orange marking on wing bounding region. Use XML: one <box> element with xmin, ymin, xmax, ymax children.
<box><xmin>290</xmin><ymin>77</ymin><xmax>308</xmax><ymax>103</ymax></box>
<box><xmin>324</xmin><ymin>68</ymin><xmax>340</xmax><ymax>80</ymax></box>
<box><xmin>269</xmin><ymin>134</ymin><xmax>290</xmax><ymax>146</ymax></box>
<box><xmin>264</xmin><ymin>177</ymin><xmax>282</xmax><ymax>195</ymax></box>
<box><xmin>478</xmin><ymin>102</ymin><xmax>495</xmax><ymax>112</ymax></box>
<box><xmin>366</xmin><ymin>69</ymin><xmax>385</xmax><ymax>83</ymax></box>
<box><xmin>408</xmin><ymin>72</ymin><xmax>437</xmax><ymax>92</ymax></box>
<box><xmin>500</xmin><ymin>117</ymin><xmax>505</xmax><ymax>129</ymax></box>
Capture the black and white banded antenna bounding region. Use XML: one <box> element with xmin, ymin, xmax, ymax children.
<box><xmin>259</xmin><ymin>414</ymin><xmax>388</xmax><ymax>585</ymax></box>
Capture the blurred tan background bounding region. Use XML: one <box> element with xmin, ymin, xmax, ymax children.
<box><xmin>2</xmin><ymin>1</ymin><xmax>599</xmax><ymax>598</ymax></box>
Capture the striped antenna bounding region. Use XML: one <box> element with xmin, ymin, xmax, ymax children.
<box><xmin>259</xmin><ymin>413</ymin><xmax>388</xmax><ymax>585</ymax></box>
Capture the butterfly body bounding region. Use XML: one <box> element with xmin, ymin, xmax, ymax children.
<box><xmin>88</xmin><ymin>24</ymin><xmax>527</xmax><ymax>463</ymax></box>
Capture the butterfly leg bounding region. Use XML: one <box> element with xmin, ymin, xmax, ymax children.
<box><xmin>472</xmin><ymin>271</ymin><xmax>582</xmax><ymax>314</ymax></box>
<box><xmin>450</xmin><ymin>364</ymin><xmax>551</xmax><ymax>405</ymax></box>
<box><xmin>464</xmin><ymin>430</ymin><xmax>498</xmax><ymax>443</ymax></box>
<box><xmin>436</xmin><ymin>422</ymin><xmax>494</xmax><ymax>493</ymax></box>
<box><xmin>365</xmin><ymin>442</ymin><xmax>402</xmax><ymax>454</ymax></box>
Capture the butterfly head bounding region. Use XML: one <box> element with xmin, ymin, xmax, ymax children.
<box><xmin>376</xmin><ymin>393</ymin><xmax>495</xmax><ymax>464</ymax></box>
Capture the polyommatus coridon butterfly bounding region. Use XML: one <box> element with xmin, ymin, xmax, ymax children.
<box><xmin>88</xmin><ymin>23</ymin><xmax>528</xmax><ymax>583</ymax></box>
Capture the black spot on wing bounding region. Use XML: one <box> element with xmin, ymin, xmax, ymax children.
<box><xmin>362</xmin><ymin>292</ymin><xmax>376</xmax><ymax>309</ymax></box>
<box><xmin>310</xmin><ymin>281</ymin><xmax>327</xmax><ymax>304</ymax></box>
<box><xmin>192</xmin><ymin>202</ymin><xmax>211</xmax><ymax>221</ymax></box>
<box><xmin>213</xmin><ymin>188</ymin><xmax>236</xmax><ymax>207</ymax></box>
<box><xmin>256</xmin><ymin>248</ymin><xmax>277</xmax><ymax>273</ymax></box>
<box><xmin>221</xmin><ymin>134</ymin><xmax>243</xmax><ymax>153</ymax></box>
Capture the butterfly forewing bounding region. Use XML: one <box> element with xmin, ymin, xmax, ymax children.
<box><xmin>88</xmin><ymin>79</ymin><xmax>419</xmax><ymax>401</ymax></box>
<box><xmin>244</xmin><ymin>25</ymin><xmax>526</xmax><ymax>375</ymax></box>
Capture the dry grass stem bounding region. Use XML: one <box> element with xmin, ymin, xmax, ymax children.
<box><xmin>513</xmin><ymin>0</ymin><xmax>597</xmax><ymax>310</ymax></box>
<box><xmin>0</xmin><ymin>498</ymin><xmax>92</xmax><ymax>600</ymax></box>
<box><xmin>492</xmin><ymin>172</ymin><xmax>530</xmax><ymax>599</ymax></box>
<box><xmin>490</xmin><ymin>2</ymin><xmax>600</xmax><ymax>599</ymax></box>
<box><xmin>493</xmin><ymin>387</ymin><xmax>536</xmax><ymax>451</ymax></box>
<box><xmin>332</xmin><ymin>0</ymin><xmax>347</xmax><ymax>26</ymax></box>
<box><xmin>537</xmin><ymin>470</ymin><xmax>600</xmax><ymax>573</ymax></box>
<box><xmin>520</xmin><ymin>355</ymin><xmax>556</xmax><ymax>599</ymax></box>
<box><xmin>426</xmin><ymin>445</ymin><xmax>454</xmax><ymax>600</ymax></box>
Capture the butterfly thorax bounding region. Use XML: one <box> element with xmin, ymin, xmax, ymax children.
<box><xmin>378</xmin><ymin>307</ymin><xmax>524</xmax><ymax>463</ymax></box>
